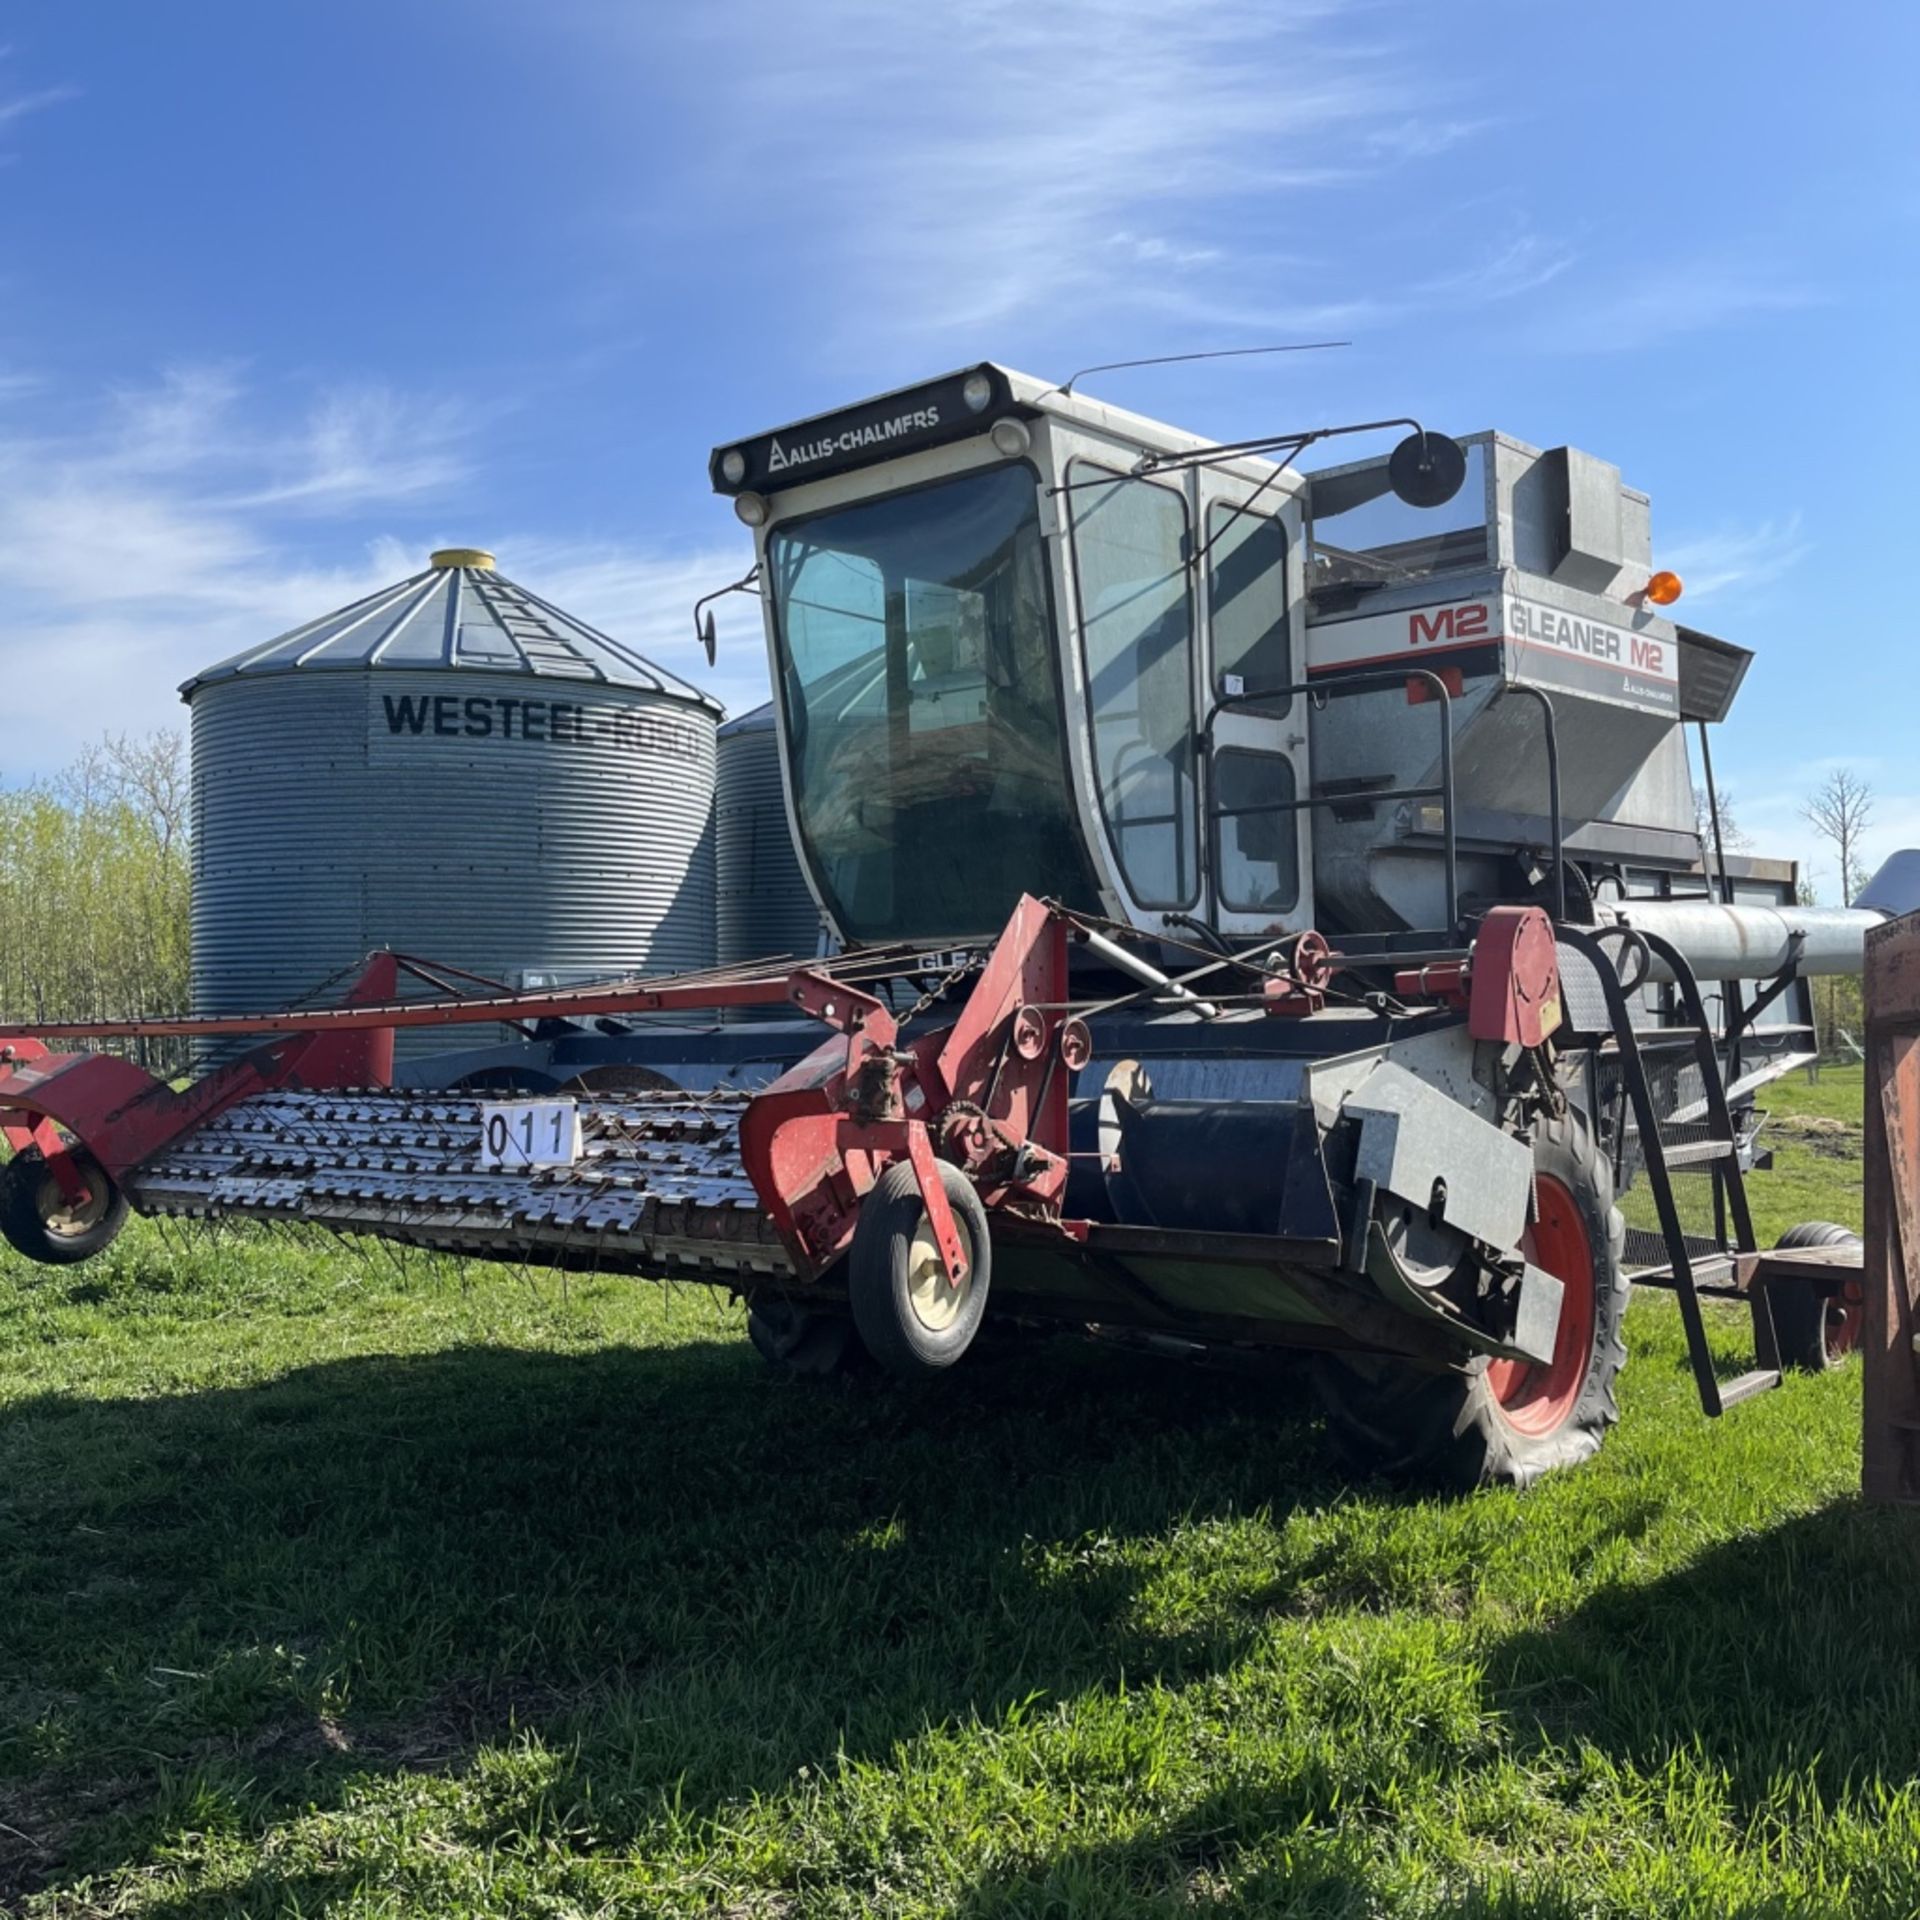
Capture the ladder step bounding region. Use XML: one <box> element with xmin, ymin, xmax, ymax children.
<box><xmin>1659</xmin><ymin>1138</ymin><xmax>1736</xmax><ymax>1167</ymax></box>
<box><xmin>1605</xmin><ymin>1029</ymin><xmax>1712</xmax><ymax>1059</ymax></box>
<box><xmin>1718</xmin><ymin>1368</ymin><xmax>1782</xmax><ymax>1408</ymax></box>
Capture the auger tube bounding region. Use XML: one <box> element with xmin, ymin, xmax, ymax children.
<box><xmin>1594</xmin><ymin>900</ymin><xmax>1885</xmax><ymax>981</ymax></box>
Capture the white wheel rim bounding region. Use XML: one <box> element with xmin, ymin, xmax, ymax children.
<box><xmin>36</xmin><ymin>1167</ymin><xmax>108</xmax><ymax>1237</ymax></box>
<box><xmin>906</xmin><ymin>1216</ymin><xmax>970</xmax><ymax>1333</ymax></box>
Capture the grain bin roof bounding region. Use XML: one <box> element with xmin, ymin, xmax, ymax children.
<box><xmin>180</xmin><ymin>549</ymin><xmax>722</xmax><ymax>714</ymax></box>
<box><xmin>718</xmin><ymin>699</ymin><xmax>777</xmax><ymax>739</ymax></box>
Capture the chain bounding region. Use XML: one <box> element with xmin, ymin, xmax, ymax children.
<box><xmin>899</xmin><ymin>956</ymin><xmax>980</xmax><ymax>1030</ymax></box>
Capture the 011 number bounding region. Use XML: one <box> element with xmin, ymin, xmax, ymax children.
<box><xmin>478</xmin><ymin>1098</ymin><xmax>581</xmax><ymax>1169</ymax></box>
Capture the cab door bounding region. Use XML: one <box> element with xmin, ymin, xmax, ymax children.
<box><xmin>1195</xmin><ymin>476</ymin><xmax>1313</xmax><ymax>935</ymax></box>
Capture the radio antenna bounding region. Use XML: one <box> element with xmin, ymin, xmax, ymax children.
<box><xmin>1042</xmin><ymin>341</ymin><xmax>1350</xmax><ymax>400</ymax></box>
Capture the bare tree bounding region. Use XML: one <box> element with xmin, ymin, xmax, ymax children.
<box><xmin>1803</xmin><ymin>767</ymin><xmax>1876</xmax><ymax>904</ymax></box>
<box><xmin>60</xmin><ymin>730</ymin><xmax>190</xmax><ymax>857</ymax></box>
<box><xmin>1693</xmin><ymin>783</ymin><xmax>1750</xmax><ymax>854</ymax></box>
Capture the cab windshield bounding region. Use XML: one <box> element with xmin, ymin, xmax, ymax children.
<box><xmin>767</xmin><ymin>462</ymin><xmax>1098</xmax><ymax>942</ymax></box>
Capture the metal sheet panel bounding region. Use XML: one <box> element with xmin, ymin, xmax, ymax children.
<box><xmin>1343</xmin><ymin>1061</ymin><xmax>1533</xmax><ymax>1253</ymax></box>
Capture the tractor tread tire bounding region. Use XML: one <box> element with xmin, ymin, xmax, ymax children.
<box><xmin>848</xmin><ymin>1160</ymin><xmax>992</xmax><ymax>1376</ymax></box>
<box><xmin>1313</xmin><ymin>1110</ymin><xmax>1629</xmax><ymax>1491</ymax></box>
<box><xmin>0</xmin><ymin>1147</ymin><xmax>129</xmax><ymax>1267</ymax></box>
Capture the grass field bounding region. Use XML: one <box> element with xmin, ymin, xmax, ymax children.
<box><xmin>2</xmin><ymin>1065</ymin><xmax>1912</xmax><ymax>1917</ymax></box>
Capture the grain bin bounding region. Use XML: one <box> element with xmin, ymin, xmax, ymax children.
<box><xmin>715</xmin><ymin>702</ymin><xmax>822</xmax><ymax>965</ymax></box>
<box><xmin>183</xmin><ymin>549</ymin><xmax>720</xmax><ymax>1057</ymax></box>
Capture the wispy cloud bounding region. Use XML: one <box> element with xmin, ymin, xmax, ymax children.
<box><xmin>1364</xmin><ymin>116</ymin><xmax>1489</xmax><ymax>161</ymax></box>
<box><xmin>225</xmin><ymin>389</ymin><xmax>477</xmax><ymax>511</ymax></box>
<box><xmin>1413</xmin><ymin>228</ymin><xmax>1577</xmax><ymax>307</ymax></box>
<box><xmin>1532</xmin><ymin>262</ymin><xmax>1823</xmax><ymax>354</ymax></box>
<box><xmin>667</xmin><ymin>0</ymin><xmax>1493</xmax><ymax>348</ymax></box>
<box><xmin>0</xmin><ymin>371</ymin><xmax>758</xmax><ymax>769</ymax></box>
<box><xmin>1659</xmin><ymin>513</ymin><xmax>1810</xmax><ymax>604</ymax></box>
<box><xmin>0</xmin><ymin>83</ymin><xmax>76</xmax><ymax>130</ymax></box>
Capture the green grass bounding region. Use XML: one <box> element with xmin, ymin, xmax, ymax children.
<box><xmin>2</xmin><ymin>1066</ymin><xmax>1912</xmax><ymax>1917</ymax></box>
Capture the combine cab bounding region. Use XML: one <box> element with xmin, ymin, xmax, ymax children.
<box><xmin>0</xmin><ymin>364</ymin><xmax>1887</xmax><ymax>1486</ymax></box>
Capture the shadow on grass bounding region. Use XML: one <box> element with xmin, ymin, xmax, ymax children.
<box><xmin>1489</xmin><ymin>1496</ymin><xmax>1920</xmax><ymax>1808</ymax></box>
<box><xmin>0</xmin><ymin>1328</ymin><xmax>1343</xmax><ymax>1903</ymax></box>
<box><xmin>940</xmin><ymin>1499</ymin><xmax>1920</xmax><ymax>1918</ymax></box>
<box><xmin>11</xmin><ymin>1315</ymin><xmax>1916</xmax><ymax>1916</ymax></box>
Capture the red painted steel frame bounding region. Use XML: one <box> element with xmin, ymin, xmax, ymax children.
<box><xmin>0</xmin><ymin>966</ymin><xmax>882</xmax><ymax>1042</ymax></box>
<box><xmin>739</xmin><ymin>895</ymin><xmax>1072</xmax><ymax>1281</ymax></box>
<box><xmin>0</xmin><ymin>953</ymin><xmax>402</xmax><ymax>1190</ymax></box>
<box><xmin>0</xmin><ymin>897</ymin><xmax>1074</xmax><ymax>1293</ymax></box>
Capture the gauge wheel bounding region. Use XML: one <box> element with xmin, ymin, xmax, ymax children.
<box><xmin>1315</xmin><ymin>1111</ymin><xmax>1629</xmax><ymax>1490</ymax></box>
<box><xmin>1767</xmin><ymin>1221</ymin><xmax>1864</xmax><ymax>1371</ymax></box>
<box><xmin>847</xmin><ymin>1159</ymin><xmax>991</xmax><ymax>1375</ymax></box>
<box><xmin>747</xmin><ymin>1297</ymin><xmax>868</xmax><ymax>1377</ymax></box>
<box><xmin>0</xmin><ymin>1146</ymin><xmax>129</xmax><ymax>1266</ymax></box>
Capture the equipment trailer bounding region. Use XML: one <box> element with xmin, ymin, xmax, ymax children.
<box><xmin>0</xmin><ymin>365</ymin><xmax>1889</xmax><ymax>1487</ymax></box>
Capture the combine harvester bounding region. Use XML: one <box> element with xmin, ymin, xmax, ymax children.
<box><xmin>0</xmin><ymin>366</ymin><xmax>1891</xmax><ymax>1486</ymax></box>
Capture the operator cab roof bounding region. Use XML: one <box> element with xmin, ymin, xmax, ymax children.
<box><xmin>709</xmin><ymin>361</ymin><xmax>1292</xmax><ymax>498</ymax></box>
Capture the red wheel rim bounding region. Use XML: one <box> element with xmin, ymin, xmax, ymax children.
<box><xmin>1487</xmin><ymin>1173</ymin><xmax>1597</xmax><ymax>1436</ymax></box>
<box><xmin>1827</xmin><ymin>1284</ymin><xmax>1864</xmax><ymax>1361</ymax></box>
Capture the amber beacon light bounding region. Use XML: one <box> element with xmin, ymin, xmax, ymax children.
<box><xmin>1644</xmin><ymin>569</ymin><xmax>1685</xmax><ymax>606</ymax></box>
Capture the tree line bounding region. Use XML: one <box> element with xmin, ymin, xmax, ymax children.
<box><xmin>0</xmin><ymin>732</ymin><xmax>191</xmax><ymax>1075</ymax></box>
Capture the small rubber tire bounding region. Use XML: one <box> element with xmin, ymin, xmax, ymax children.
<box><xmin>1313</xmin><ymin>1110</ymin><xmax>1629</xmax><ymax>1491</ymax></box>
<box><xmin>747</xmin><ymin>1298</ymin><xmax>868</xmax><ymax>1377</ymax></box>
<box><xmin>0</xmin><ymin>1147</ymin><xmax>129</xmax><ymax>1266</ymax></box>
<box><xmin>1767</xmin><ymin>1221</ymin><xmax>1864</xmax><ymax>1371</ymax></box>
<box><xmin>847</xmin><ymin>1160</ymin><xmax>991</xmax><ymax>1376</ymax></box>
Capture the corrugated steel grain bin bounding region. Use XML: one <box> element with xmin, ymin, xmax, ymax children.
<box><xmin>183</xmin><ymin>549</ymin><xmax>720</xmax><ymax>1059</ymax></box>
<box><xmin>715</xmin><ymin>702</ymin><xmax>822</xmax><ymax>966</ymax></box>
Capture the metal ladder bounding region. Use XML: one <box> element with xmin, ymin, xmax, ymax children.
<box><xmin>465</xmin><ymin>573</ymin><xmax>598</xmax><ymax>679</ymax></box>
<box><xmin>1558</xmin><ymin>925</ymin><xmax>1779</xmax><ymax>1414</ymax></box>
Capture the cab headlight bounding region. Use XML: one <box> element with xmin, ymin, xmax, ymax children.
<box><xmin>962</xmin><ymin>372</ymin><xmax>994</xmax><ymax>414</ymax></box>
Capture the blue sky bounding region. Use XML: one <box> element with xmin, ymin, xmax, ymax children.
<box><xmin>0</xmin><ymin>0</ymin><xmax>1913</xmax><ymax>892</ymax></box>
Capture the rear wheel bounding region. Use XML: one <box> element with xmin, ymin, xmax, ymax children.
<box><xmin>0</xmin><ymin>1146</ymin><xmax>128</xmax><ymax>1266</ymax></box>
<box><xmin>1314</xmin><ymin>1111</ymin><xmax>1628</xmax><ymax>1490</ymax></box>
<box><xmin>747</xmin><ymin>1298</ymin><xmax>868</xmax><ymax>1377</ymax></box>
<box><xmin>847</xmin><ymin>1160</ymin><xmax>992</xmax><ymax>1376</ymax></box>
<box><xmin>1767</xmin><ymin>1221</ymin><xmax>1864</xmax><ymax>1371</ymax></box>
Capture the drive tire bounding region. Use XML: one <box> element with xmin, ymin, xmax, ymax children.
<box><xmin>747</xmin><ymin>1298</ymin><xmax>869</xmax><ymax>1377</ymax></box>
<box><xmin>1314</xmin><ymin>1110</ymin><xmax>1629</xmax><ymax>1491</ymax></box>
<box><xmin>847</xmin><ymin>1160</ymin><xmax>991</xmax><ymax>1376</ymax></box>
<box><xmin>1767</xmin><ymin>1221</ymin><xmax>1863</xmax><ymax>1371</ymax></box>
<box><xmin>0</xmin><ymin>1146</ymin><xmax>128</xmax><ymax>1266</ymax></box>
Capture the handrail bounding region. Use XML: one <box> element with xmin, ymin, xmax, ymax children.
<box><xmin>1202</xmin><ymin>665</ymin><xmax>1459</xmax><ymax>934</ymax></box>
<box><xmin>1502</xmin><ymin>684</ymin><xmax>1564</xmax><ymax>923</ymax></box>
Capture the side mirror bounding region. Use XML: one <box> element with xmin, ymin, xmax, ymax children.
<box><xmin>1387</xmin><ymin>430</ymin><xmax>1467</xmax><ymax>509</ymax></box>
<box><xmin>700</xmin><ymin>608</ymin><xmax>718</xmax><ymax>668</ymax></box>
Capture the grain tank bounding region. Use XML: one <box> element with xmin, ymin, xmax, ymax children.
<box><xmin>184</xmin><ymin>548</ymin><xmax>719</xmax><ymax>1056</ymax></box>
